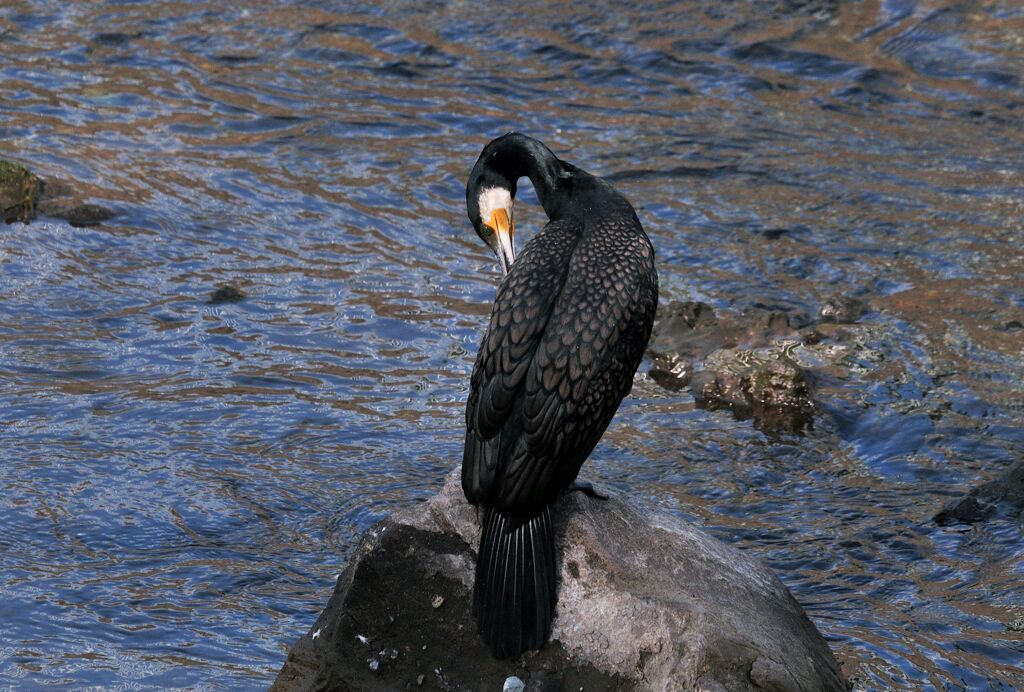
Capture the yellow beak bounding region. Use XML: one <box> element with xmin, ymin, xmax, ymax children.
<box><xmin>487</xmin><ymin>208</ymin><xmax>515</xmax><ymax>275</ymax></box>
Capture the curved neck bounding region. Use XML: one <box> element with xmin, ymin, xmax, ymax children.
<box><xmin>487</xmin><ymin>133</ymin><xmax>569</xmax><ymax>220</ymax></box>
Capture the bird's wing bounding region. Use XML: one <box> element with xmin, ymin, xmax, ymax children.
<box><xmin>494</xmin><ymin>222</ymin><xmax>658</xmax><ymax>510</ymax></box>
<box><xmin>462</xmin><ymin>219</ymin><xmax>582</xmax><ymax>503</ymax></box>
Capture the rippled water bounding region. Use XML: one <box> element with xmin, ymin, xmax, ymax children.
<box><xmin>2</xmin><ymin>1</ymin><xmax>1022</xmax><ymax>688</ymax></box>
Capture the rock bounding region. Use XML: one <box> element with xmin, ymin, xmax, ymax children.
<box><xmin>693</xmin><ymin>346</ymin><xmax>814</xmax><ymax>434</ymax></box>
<box><xmin>37</xmin><ymin>178</ymin><xmax>116</xmax><ymax>226</ymax></box>
<box><xmin>934</xmin><ymin>460</ymin><xmax>1024</xmax><ymax>525</ymax></box>
<box><xmin>207</xmin><ymin>285</ymin><xmax>245</xmax><ymax>305</ymax></box>
<box><xmin>53</xmin><ymin>203</ymin><xmax>117</xmax><ymax>228</ymax></box>
<box><xmin>1</xmin><ymin>158</ymin><xmax>115</xmax><ymax>226</ymax></box>
<box><xmin>648</xmin><ymin>301</ymin><xmax>812</xmax><ymax>432</ymax></box>
<box><xmin>819</xmin><ymin>294</ymin><xmax>867</xmax><ymax>324</ymax></box>
<box><xmin>647</xmin><ymin>300</ymin><xmax>803</xmax><ymax>360</ymax></box>
<box><xmin>934</xmin><ymin>495</ymin><xmax>992</xmax><ymax>525</ymax></box>
<box><xmin>272</xmin><ymin>469</ymin><xmax>845</xmax><ymax>692</ymax></box>
<box><xmin>0</xmin><ymin>158</ymin><xmax>40</xmax><ymax>224</ymax></box>
<box><xmin>502</xmin><ymin>676</ymin><xmax>525</xmax><ymax>691</ymax></box>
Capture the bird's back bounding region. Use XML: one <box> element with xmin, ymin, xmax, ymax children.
<box><xmin>463</xmin><ymin>192</ymin><xmax>658</xmax><ymax>518</ymax></box>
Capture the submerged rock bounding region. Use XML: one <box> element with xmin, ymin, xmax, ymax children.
<box><xmin>272</xmin><ymin>469</ymin><xmax>845</xmax><ymax>691</ymax></box>
<box><xmin>692</xmin><ymin>345</ymin><xmax>814</xmax><ymax>434</ymax></box>
<box><xmin>207</xmin><ymin>285</ymin><xmax>246</xmax><ymax>305</ymax></box>
<box><xmin>55</xmin><ymin>202</ymin><xmax>116</xmax><ymax>228</ymax></box>
<box><xmin>934</xmin><ymin>460</ymin><xmax>1024</xmax><ymax>525</ymax></box>
<box><xmin>647</xmin><ymin>295</ymin><xmax>883</xmax><ymax>433</ymax></box>
<box><xmin>648</xmin><ymin>301</ymin><xmax>813</xmax><ymax>432</ymax></box>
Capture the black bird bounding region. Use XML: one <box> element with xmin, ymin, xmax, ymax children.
<box><xmin>462</xmin><ymin>133</ymin><xmax>659</xmax><ymax>658</ymax></box>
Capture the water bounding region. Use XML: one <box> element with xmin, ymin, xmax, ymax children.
<box><xmin>1</xmin><ymin>0</ymin><xmax>1022</xmax><ymax>688</ymax></box>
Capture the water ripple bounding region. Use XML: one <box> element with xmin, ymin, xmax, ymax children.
<box><xmin>2</xmin><ymin>0</ymin><xmax>1023</xmax><ymax>688</ymax></box>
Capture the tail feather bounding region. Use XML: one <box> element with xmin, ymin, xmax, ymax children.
<box><xmin>473</xmin><ymin>506</ymin><xmax>557</xmax><ymax>658</ymax></box>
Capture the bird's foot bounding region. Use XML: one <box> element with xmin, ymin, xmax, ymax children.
<box><xmin>565</xmin><ymin>480</ymin><xmax>609</xmax><ymax>501</ymax></box>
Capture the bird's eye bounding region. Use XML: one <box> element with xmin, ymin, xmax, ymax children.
<box><xmin>480</xmin><ymin>225</ymin><xmax>494</xmax><ymax>237</ymax></box>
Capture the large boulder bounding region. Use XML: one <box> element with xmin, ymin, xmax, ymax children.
<box><xmin>273</xmin><ymin>470</ymin><xmax>845</xmax><ymax>691</ymax></box>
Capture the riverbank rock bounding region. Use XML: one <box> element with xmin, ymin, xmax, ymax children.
<box><xmin>273</xmin><ymin>469</ymin><xmax>845</xmax><ymax>691</ymax></box>
<box><xmin>0</xmin><ymin>157</ymin><xmax>114</xmax><ymax>226</ymax></box>
<box><xmin>934</xmin><ymin>460</ymin><xmax>1024</xmax><ymax>525</ymax></box>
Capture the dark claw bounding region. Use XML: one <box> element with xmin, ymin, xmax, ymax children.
<box><xmin>565</xmin><ymin>480</ymin><xmax>608</xmax><ymax>501</ymax></box>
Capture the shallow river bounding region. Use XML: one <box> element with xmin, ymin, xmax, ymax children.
<box><xmin>1</xmin><ymin>1</ymin><xmax>1022</xmax><ymax>688</ymax></box>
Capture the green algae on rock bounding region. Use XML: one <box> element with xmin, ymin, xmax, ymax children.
<box><xmin>0</xmin><ymin>158</ymin><xmax>40</xmax><ymax>224</ymax></box>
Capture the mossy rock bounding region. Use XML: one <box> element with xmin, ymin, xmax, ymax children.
<box><xmin>0</xmin><ymin>158</ymin><xmax>41</xmax><ymax>224</ymax></box>
<box><xmin>1</xmin><ymin>159</ymin><xmax>115</xmax><ymax>227</ymax></box>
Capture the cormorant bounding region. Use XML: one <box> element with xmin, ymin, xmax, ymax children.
<box><xmin>462</xmin><ymin>132</ymin><xmax>659</xmax><ymax>658</ymax></box>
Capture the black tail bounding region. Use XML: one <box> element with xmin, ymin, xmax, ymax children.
<box><xmin>473</xmin><ymin>505</ymin><xmax>557</xmax><ymax>658</ymax></box>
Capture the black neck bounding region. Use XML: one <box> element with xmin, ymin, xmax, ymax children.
<box><xmin>485</xmin><ymin>133</ymin><xmax>570</xmax><ymax>220</ymax></box>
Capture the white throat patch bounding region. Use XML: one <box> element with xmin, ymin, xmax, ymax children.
<box><xmin>478</xmin><ymin>187</ymin><xmax>513</xmax><ymax>225</ymax></box>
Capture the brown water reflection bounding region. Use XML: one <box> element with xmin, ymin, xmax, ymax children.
<box><xmin>1</xmin><ymin>0</ymin><xmax>1022</xmax><ymax>688</ymax></box>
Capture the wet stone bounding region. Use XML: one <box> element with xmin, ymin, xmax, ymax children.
<box><xmin>819</xmin><ymin>294</ymin><xmax>868</xmax><ymax>324</ymax></box>
<box><xmin>934</xmin><ymin>460</ymin><xmax>1024</xmax><ymax>525</ymax></box>
<box><xmin>934</xmin><ymin>496</ymin><xmax>992</xmax><ymax>525</ymax></box>
<box><xmin>92</xmin><ymin>31</ymin><xmax>144</xmax><ymax>46</ymax></box>
<box><xmin>207</xmin><ymin>285</ymin><xmax>246</xmax><ymax>305</ymax></box>
<box><xmin>694</xmin><ymin>347</ymin><xmax>814</xmax><ymax>434</ymax></box>
<box><xmin>647</xmin><ymin>301</ymin><xmax>814</xmax><ymax>432</ymax></box>
<box><xmin>54</xmin><ymin>203</ymin><xmax>116</xmax><ymax>228</ymax></box>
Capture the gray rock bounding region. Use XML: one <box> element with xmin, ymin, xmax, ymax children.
<box><xmin>272</xmin><ymin>469</ymin><xmax>845</xmax><ymax>691</ymax></box>
<box><xmin>207</xmin><ymin>285</ymin><xmax>246</xmax><ymax>305</ymax></box>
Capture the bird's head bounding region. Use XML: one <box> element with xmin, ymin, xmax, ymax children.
<box><xmin>466</xmin><ymin>147</ymin><xmax>517</xmax><ymax>275</ymax></box>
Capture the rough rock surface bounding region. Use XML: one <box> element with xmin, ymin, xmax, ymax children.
<box><xmin>647</xmin><ymin>301</ymin><xmax>815</xmax><ymax>432</ymax></box>
<box><xmin>273</xmin><ymin>469</ymin><xmax>845</xmax><ymax>692</ymax></box>
<box><xmin>934</xmin><ymin>460</ymin><xmax>1024</xmax><ymax>525</ymax></box>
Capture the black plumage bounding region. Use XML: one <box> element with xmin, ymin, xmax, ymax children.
<box><xmin>462</xmin><ymin>133</ymin><xmax>658</xmax><ymax>658</ymax></box>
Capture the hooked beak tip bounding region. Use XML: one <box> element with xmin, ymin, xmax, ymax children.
<box><xmin>487</xmin><ymin>208</ymin><xmax>515</xmax><ymax>276</ymax></box>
